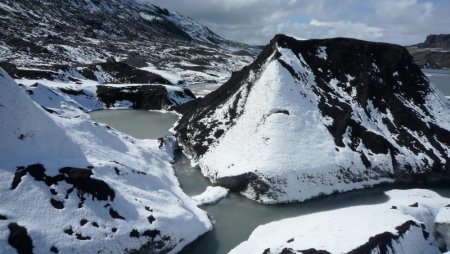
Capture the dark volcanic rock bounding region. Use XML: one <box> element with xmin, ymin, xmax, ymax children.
<box><xmin>11</xmin><ymin>164</ymin><xmax>115</xmax><ymax>204</ymax></box>
<box><xmin>96</xmin><ymin>85</ymin><xmax>196</xmax><ymax>110</ymax></box>
<box><xmin>175</xmin><ymin>34</ymin><xmax>450</xmax><ymax>203</ymax></box>
<box><xmin>8</xmin><ymin>223</ymin><xmax>33</xmax><ymax>254</ymax></box>
<box><xmin>347</xmin><ymin>220</ymin><xmax>422</xmax><ymax>254</ymax></box>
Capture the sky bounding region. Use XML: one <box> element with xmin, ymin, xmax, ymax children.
<box><xmin>148</xmin><ymin>0</ymin><xmax>450</xmax><ymax>46</ymax></box>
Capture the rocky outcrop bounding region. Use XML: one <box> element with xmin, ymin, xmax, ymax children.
<box><xmin>175</xmin><ymin>34</ymin><xmax>450</xmax><ymax>203</ymax></box>
<box><xmin>18</xmin><ymin>80</ymin><xmax>194</xmax><ymax>118</ymax></box>
<box><xmin>96</xmin><ymin>84</ymin><xmax>196</xmax><ymax>110</ymax></box>
<box><xmin>408</xmin><ymin>34</ymin><xmax>450</xmax><ymax>69</ymax></box>
<box><xmin>419</xmin><ymin>34</ymin><xmax>450</xmax><ymax>49</ymax></box>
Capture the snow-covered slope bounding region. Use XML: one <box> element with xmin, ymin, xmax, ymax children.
<box><xmin>230</xmin><ymin>189</ymin><xmax>449</xmax><ymax>254</ymax></box>
<box><xmin>0</xmin><ymin>68</ymin><xmax>211</xmax><ymax>253</ymax></box>
<box><xmin>436</xmin><ymin>206</ymin><xmax>450</xmax><ymax>250</ymax></box>
<box><xmin>175</xmin><ymin>34</ymin><xmax>450</xmax><ymax>203</ymax></box>
<box><xmin>0</xmin><ymin>0</ymin><xmax>258</xmax><ymax>83</ymax></box>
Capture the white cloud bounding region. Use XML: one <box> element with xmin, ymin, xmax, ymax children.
<box><xmin>145</xmin><ymin>0</ymin><xmax>450</xmax><ymax>46</ymax></box>
<box><xmin>309</xmin><ymin>19</ymin><xmax>384</xmax><ymax>40</ymax></box>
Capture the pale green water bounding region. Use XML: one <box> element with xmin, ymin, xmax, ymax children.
<box><xmin>424</xmin><ymin>69</ymin><xmax>450</xmax><ymax>96</ymax></box>
<box><xmin>90</xmin><ymin>110</ymin><xmax>179</xmax><ymax>139</ymax></box>
<box><xmin>90</xmin><ymin>109</ymin><xmax>450</xmax><ymax>254</ymax></box>
<box><xmin>188</xmin><ymin>82</ymin><xmax>222</xmax><ymax>97</ymax></box>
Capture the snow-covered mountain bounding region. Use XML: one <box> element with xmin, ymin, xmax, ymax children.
<box><xmin>0</xmin><ymin>0</ymin><xmax>259</xmax><ymax>83</ymax></box>
<box><xmin>231</xmin><ymin>189</ymin><xmax>450</xmax><ymax>254</ymax></box>
<box><xmin>0</xmin><ymin>68</ymin><xmax>212</xmax><ymax>253</ymax></box>
<box><xmin>175</xmin><ymin>34</ymin><xmax>450</xmax><ymax>203</ymax></box>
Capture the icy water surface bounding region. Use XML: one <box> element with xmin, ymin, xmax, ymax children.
<box><xmin>90</xmin><ymin>110</ymin><xmax>179</xmax><ymax>139</ymax></box>
<box><xmin>187</xmin><ymin>82</ymin><xmax>223</xmax><ymax>97</ymax></box>
<box><xmin>424</xmin><ymin>68</ymin><xmax>450</xmax><ymax>96</ymax></box>
<box><xmin>90</xmin><ymin>109</ymin><xmax>450</xmax><ymax>254</ymax></box>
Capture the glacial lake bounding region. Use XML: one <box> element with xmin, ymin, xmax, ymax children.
<box><xmin>423</xmin><ymin>68</ymin><xmax>450</xmax><ymax>96</ymax></box>
<box><xmin>90</xmin><ymin>110</ymin><xmax>179</xmax><ymax>139</ymax></box>
<box><xmin>90</xmin><ymin>109</ymin><xmax>450</xmax><ymax>254</ymax></box>
<box><xmin>187</xmin><ymin>82</ymin><xmax>223</xmax><ymax>97</ymax></box>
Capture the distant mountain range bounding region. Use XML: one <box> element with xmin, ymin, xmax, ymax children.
<box><xmin>408</xmin><ymin>34</ymin><xmax>450</xmax><ymax>69</ymax></box>
<box><xmin>0</xmin><ymin>0</ymin><xmax>259</xmax><ymax>83</ymax></box>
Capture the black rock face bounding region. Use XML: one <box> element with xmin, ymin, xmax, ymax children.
<box><xmin>96</xmin><ymin>85</ymin><xmax>196</xmax><ymax>110</ymax></box>
<box><xmin>8</xmin><ymin>223</ymin><xmax>33</xmax><ymax>254</ymax></box>
<box><xmin>175</xmin><ymin>34</ymin><xmax>450</xmax><ymax>202</ymax></box>
<box><xmin>12</xmin><ymin>164</ymin><xmax>115</xmax><ymax>204</ymax></box>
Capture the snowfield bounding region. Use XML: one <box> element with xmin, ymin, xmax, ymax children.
<box><xmin>231</xmin><ymin>189</ymin><xmax>450</xmax><ymax>254</ymax></box>
<box><xmin>0</xmin><ymin>68</ymin><xmax>211</xmax><ymax>253</ymax></box>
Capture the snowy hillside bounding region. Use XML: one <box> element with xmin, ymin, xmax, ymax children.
<box><xmin>0</xmin><ymin>0</ymin><xmax>258</xmax><ymax>83</ymax></box>
<box><xmin>0</xmin><ymin>68</ymin><xmax>211</xmax><ymax>253</ymax></box>
<box><xmin>175</xmin><ymin>34</ymin><xmax>450</xmax><ymax>203</ymax></box>
<box><xmin>231</xmin><ymin>189</ymin><xmax>450</xmax><ymax>254</ymax></box>
<box><xmin>15</xmin><ymin>78</ymin><xmax>196</xmax><ymax>118</ymax></box>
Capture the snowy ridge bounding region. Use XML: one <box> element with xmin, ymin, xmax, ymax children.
<box><xmin>0</xmin><ymin>68</ymin><xmax>211</xmax><ymax>253</ymax></box>
<box><xmin>0</xmin><ymin>0</ymin><xmax>258</xmax><ymax>83</ymax></box>
<box><xmin>230</xmin><ymin>189</ymin><xmax>450</xmax><ymax>254</ymax></box>
<box><xmin>176</xmin><ymin>35</ymin><xmax>450</xmax><ymax>203</ymax></box>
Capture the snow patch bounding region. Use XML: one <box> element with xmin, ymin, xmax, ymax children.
<box><xmin>191</xmin><ymin>186</ymin><xmax>229</xmax><ymax>206</ymax></box>
<box><xmin>316</xmin><ymin>46</ymin><xmax>327</xmax><ymax>60</ymax></box>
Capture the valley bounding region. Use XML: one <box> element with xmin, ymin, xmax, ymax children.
<box><xmin>1</xmin><ymin>1</ymin><xmax>450</xmax><ymax>254</ymax></box>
